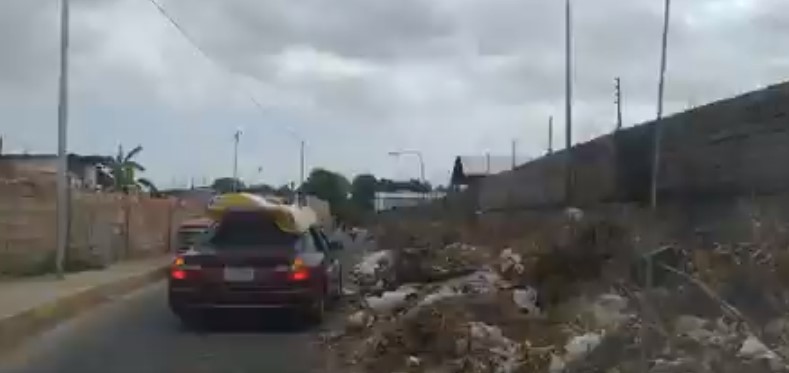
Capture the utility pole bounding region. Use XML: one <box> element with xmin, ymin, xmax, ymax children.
<box><xmin>564</xmin><ymin>0</ymin><xmax>574</xmax><ymax>206</ymax></box>
<box><xmin>548</xmin><ymin>116</ymin><xmax>554</xmax><ymax>154</ymax></box>
<box><xmin>55</xmin><ymin>0</ymin><xmax>70</xmax><ymax>279</ymax></box>
<box><xmin>651</xmin><ymin>0</ymin><xmax>672</xmax><ymax>210</ymax></box>
<box><xmin>615</xmin><ymin>77</ymin><xmax>623</xmax><ymax>131</ymax></box>
<box><xmin>299</xmin><ymin>140</ymin><xmax>305</xmax><ymax>205</ymax></box>
<box><xmin>232</xmin><ymin>129</ymin><xmax>241</xmax><ymax>191</ymax></box>
<box><xmin>511</xmin><ymin>139</ymin><xmax>517</xmax><ymax>169</ymax></box>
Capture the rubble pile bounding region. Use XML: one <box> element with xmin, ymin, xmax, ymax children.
<box><xmin>326</xmin><ymin>216</ymin><xmax>789</xmax><ymax>373</ymax></box>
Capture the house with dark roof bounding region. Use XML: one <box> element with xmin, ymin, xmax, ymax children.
<box><xmin>450</xmin><ymin>155</ymin><xmax>517</xmax><ymax>187</ymax></box>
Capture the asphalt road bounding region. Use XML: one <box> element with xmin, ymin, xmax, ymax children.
<box><xmin>0</xmin><ymin>232</ymin><xmax>370</xmax><ymax>373</ymax></box>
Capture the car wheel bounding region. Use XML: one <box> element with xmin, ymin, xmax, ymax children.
<box><xmin>332</xmin><ymin>265</ymin><xmax>344</xmax><ymax>302</ymax></box>
<box><xmin>303</xmin><ymin>297</ymin><xmax>325</xmax><ymax>325</ymax></box>
<box><xmin>174</xmin><ymin>310</ymin><xmax>204</xmax><ymax>330</ymax></box>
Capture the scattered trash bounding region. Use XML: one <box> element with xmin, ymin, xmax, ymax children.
<box><xmin>355</xmin><ymin>250</ymin><xmax>393</xmax><ymax>277</ymax></box>
<box><xmin>346</xmin><ymin>310</ymin><xmax>374</xmax><ymax>332</ymax></box>
<box><xmin>325</xmin><ymin>217</ymin><xmax>789</xmax><ymax>373</ymax></box>
<box><xmin>365</xmin><ymin>286</ymin><xmax>418</xmax><ymax>314</ymax></box>
<box><xmin>563</xmin><ymin>332</ymin><xmax>602</xmax><ymax>363</ymax></box>
<box><xmin>512</xmin><ymin>287</ymin><xmax>540</xmax><ymax>315</ymax></box>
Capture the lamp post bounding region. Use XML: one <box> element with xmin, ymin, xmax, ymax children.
<box><xmin>564</xmin><ymin>0</ymin><xmax>574</xmax><ymax>206</ymax></box>
<box><xmin>651</xmin><ymin>0</ymin><xmax>672</xmax><ymax>210</ymax></box>
<box><xmin>232</xmin><ymin>129</ymin><xmax>242</xmax><ymax>191</ymax></box>
<box><xmin>388</xmin><ymin>150</ymin><xmax>425</xmax><ymax>185</ymax></box>
<box><xmin>389</xmin><ymin>150</ymin><xmax>427</xmax><ymax>202</ymax></box>
<box><xmin>55</xmin><ymin>0</ymin><xmax>70</xmax><ymax>278</ymax></box>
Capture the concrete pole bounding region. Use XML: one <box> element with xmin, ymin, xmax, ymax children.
<box><xmin>615</xmin><ymin>77</ymin><xmax>623</xmax><ymax>131</ymax></box>
<box><xmin>299</xmin><ymin>140</ymin><xmax>305</xmax><ymax>205</ymax></box>
<box><xmin>564</xmin><ymin>0</ymin><xmax>574</xmax><ymax>206</ymax></box>
<box><xmin>511</xmin><ymin>139</ymin><xmax>517</xmax><ymax>169</ymax></box>
<box><xmin>548</xmin><ymin>116</ymin><xmax>554</xmax><ymax>154</ymax></box>
<box><xmin>55</xmin><ymin>0</ymin><xmax>70</xmax><ymax>279</ymax></box>
<box><xmin>232</xmin><ymin>130</ymin><xmax>241</xmax><ymax>191</ymax></box>
<box><xmin>651</xmin><ymin>0</ymin><xmax>672</xmax><ymax>210</ymax></box>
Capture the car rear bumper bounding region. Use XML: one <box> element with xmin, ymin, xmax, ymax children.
<box><xmin>168</xmin><ymin>285</ymin><xmax>319</xmax><ymax>311</ymax></box>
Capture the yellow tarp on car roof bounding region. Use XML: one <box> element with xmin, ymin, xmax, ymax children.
<box><xmin>206</xmin><ymin>193</ymin><xmax>317</xmax><ymax>233</ymax></box>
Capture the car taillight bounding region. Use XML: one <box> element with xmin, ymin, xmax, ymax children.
<box><xmin>288</xmin><ymin>257</ymin><xmax>310</xmax><ymax>281</ymax></box>
<box><xmin>171</xmin><ymin>255</ymin><xmax>201</xmax><ymax>280</ymax></box>
<box><xmin>171</xmin><ymin>269</ymin><xmax>187</xmax><ymax>280</ymax></box>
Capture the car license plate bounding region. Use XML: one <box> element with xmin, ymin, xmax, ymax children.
<box><xmin>223</xmin><ymin>267</ymin><xmax>255</xmax><ymax>282</ymax></box>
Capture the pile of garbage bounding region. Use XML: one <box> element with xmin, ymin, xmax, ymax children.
<box><xmin>325</xmin><ymin>217</ymin><xmax>789</xmax><ymax>373</ymax></box>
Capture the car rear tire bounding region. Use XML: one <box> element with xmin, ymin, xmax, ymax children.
<box><xmin>174</xmin><ymin>310</ymin><xmax>204</xmax><ymax>330</ymax></box>
<box><xmin>302</xmin><ymin>297</ymin><xmax>325</xmax><ymax>325</ymax></box>
<box><xmin>331</xmin><ymin>265</ymin><xmax>344</xmax><ymax>302</ymax></box>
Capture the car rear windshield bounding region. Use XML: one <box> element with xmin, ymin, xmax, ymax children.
<box><xmin>209</xmin><ymin>211</ymin><xmax>299</xmax><ymax>247</ymax></box>
<box><xmin>177</xmin><ymin>230</ymin><xmax>205</xmax><ymax>246</ymax></box>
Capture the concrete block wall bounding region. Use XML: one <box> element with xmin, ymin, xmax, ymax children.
<box><xmin>0</xmin><ymin>180</ymin><xmax>201</xmax><ymax>276</ymax></box>
<box><xmin>474</xmin><ymin>81</ymin><xmax>789</xmax><ymax>211</ymax></box>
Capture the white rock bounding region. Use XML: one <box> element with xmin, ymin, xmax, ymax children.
<box><xmin>564</xmin><ymin>333</ymin><xmax>602</xmax><ymax>363</ymax></box>
<box><xmin>346</xmin><ymin>310</ymin><xmax>373</xmax><ymax>331</ymax></box>
<box><xmin>674</xmin><ymin>315</ymin><xmax>708</xmax><ymax>335</ymax></box>
<box><xmin>565</xmin><ymin>207</ymin><xmax>584</xmax><ymax>222</ymax></box>
<box><xmin>365</xmin><ymin>285</ymin><xmax>418</xmax><ymax>313</ymax></box>
<box><xmin>673</xmin><ymin>315</ymin><xmax>722</xmax><ymax>345</ymax></box>
<box><xmin>549</xmin><ymin>355</ymin><xmax>566</xmax><ymax>373</ymax></box>
<box><xmin>466</xmin><ymin>322</ymin><xmax>521</xmax><ymax>373</ymax></box>
<box><xmin>591</xmin><ymin>294</ymin><xmax>629</xmax><ymax>329</ymax></box>
<box><xmin>512</xmin><ymin>287</ymin><xmax>540</xmax><ymax>315</ymax></box>
<box><xmin>739</xmin><ymin>335</ymin><xmax>778</xmax><ymax>360</ymax></box>
<box><xmin>499</xmin><ymin>248</ymin><xmax>524</xmax><ymax>274</ymax></box>
<box><xmin>354</xmin><ymin>250</ymin><xmax>393</xmax><ymax>276</ymax></box>
<box><xmin>422</xmin><ymin>270</ymin><xmax>501</xmax><ymax>306</ymax></box>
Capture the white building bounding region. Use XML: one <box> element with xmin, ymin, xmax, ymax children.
<box><xmin>373</xmin><ymin>191</ymin><xmax>446</xmax><ymax>212</ymax></box>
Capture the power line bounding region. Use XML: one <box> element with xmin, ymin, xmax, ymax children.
<box><xmin>143</xmin><ymin>0</ymin><xmax>302</xmax><ymax>142</ymax></box>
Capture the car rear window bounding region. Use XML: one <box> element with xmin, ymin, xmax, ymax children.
<box><xmin>209</xmin><ymin>211</ymin><xmax>299</xmax><ymax>247</ymax></box>
<box><xmin>177</xmin><ymin>229</ymin><xmax>206</xmax><ymax>246</ymax></box>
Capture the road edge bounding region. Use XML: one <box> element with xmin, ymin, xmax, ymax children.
<box><xmin>0</xmin><ymin>264</ymin><xmax>168</xmax><ymax>354</ymax></box>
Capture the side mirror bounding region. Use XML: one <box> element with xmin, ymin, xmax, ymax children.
<box><xmin>328</xmin><ymin>240</ymin><xmax>344</xmax><ymax>251</ymax></box>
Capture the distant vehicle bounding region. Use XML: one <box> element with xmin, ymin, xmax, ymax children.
<box><xmin>175</xmin><ymin>217</ymin><xmax>213</xmax><ymax>254</ymax></box>
<box><xmin>168</xmin><ymin>193</ymin><xmax>344</xmax><ymax>327</ymax></box>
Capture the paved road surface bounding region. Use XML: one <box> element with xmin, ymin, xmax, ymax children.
<box><xmin>0</xmin><ymin>232</ymin><xmax>369</xmax><ymax>373</ymax></box>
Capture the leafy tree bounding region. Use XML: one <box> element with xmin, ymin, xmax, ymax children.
<box><xmin>300</xmin><ymin>168</ymin><xmax>350</xmax><ymax>215</ymax></box>
<box><xmin>109</xmin><ymin>144</ymin><xmax>157</xmax><ymax>194</ymax></box>
<box><xmin>350</xmin><ymin>174</ymin><xmax>378</xmax><ymax>211</ymax></box>
<box><xmin>376</xmin><ymin>178</ymin><xmax>431</xmax><ymax>193</ymax></box>
<box><xmin>211</xmin><ymin>177</ymin><xmax>245</xmax><ymax>194</ymax></box>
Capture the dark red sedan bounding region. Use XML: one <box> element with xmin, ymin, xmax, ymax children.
<box><xmin>167</xmin><ymin>210</ymin><xmax>343</xmax><ymax>326</ymax></box>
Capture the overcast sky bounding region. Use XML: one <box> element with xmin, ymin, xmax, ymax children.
<box><xmin>1</xmin><ymin>0</ymin><xmax>787</xmax><ymax>188</ymax></box>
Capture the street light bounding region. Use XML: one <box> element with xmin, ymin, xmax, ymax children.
<box><xmin>55</xmin><ymin>0</ymin><xmax>70</xmax><ymax>278</ymax></box>
<box><xmin>232</xmin><ymin>129</ymin><xmax>242</xmax><ymax>191</ymax></box>
<box><xmin>388</xmin><ymin>150</ymin><xmax>426</xmax><ymax>186</ymax></box>
<box><xmin>651</xmin><ymin>0</ymin><xmax>672</xmax><ymax>210</ymax></box>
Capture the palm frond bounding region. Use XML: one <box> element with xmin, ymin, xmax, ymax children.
<box><xmin>125</xmin><ymin>161</ymin><xmax>146</xmax><ymax>172</ymax></box>
<box><xmin>124</xmin><ymin>145</ymin><xmax>143</xmax><ymax>162</ymax></box>
<box><xmin>136</xmin><ymin>178</ymin><xmax>158</xmax><ymax>193</ymax></box>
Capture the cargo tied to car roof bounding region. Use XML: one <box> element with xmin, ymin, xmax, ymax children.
<box><xmin>206</xmin><ymin>192</ymin><xmax>319</xmax><ymax>234</ymax></box>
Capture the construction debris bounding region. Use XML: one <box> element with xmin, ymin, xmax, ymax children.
<box><xmin>324</xmin><ymin>217</ymin><xmax>789</xmax><ymax>373</ymax></box>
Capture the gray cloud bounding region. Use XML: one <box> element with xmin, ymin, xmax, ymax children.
<box><xmin>1</xmin><ymin>0</ymin><xmax>788</xmax><ymax>186</ymax></box>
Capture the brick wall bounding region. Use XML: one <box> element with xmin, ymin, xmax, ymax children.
<box><xmin>0</xmin><ymin>177</ymin><xmax>202</xmax><ymax>276</ymax></box>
